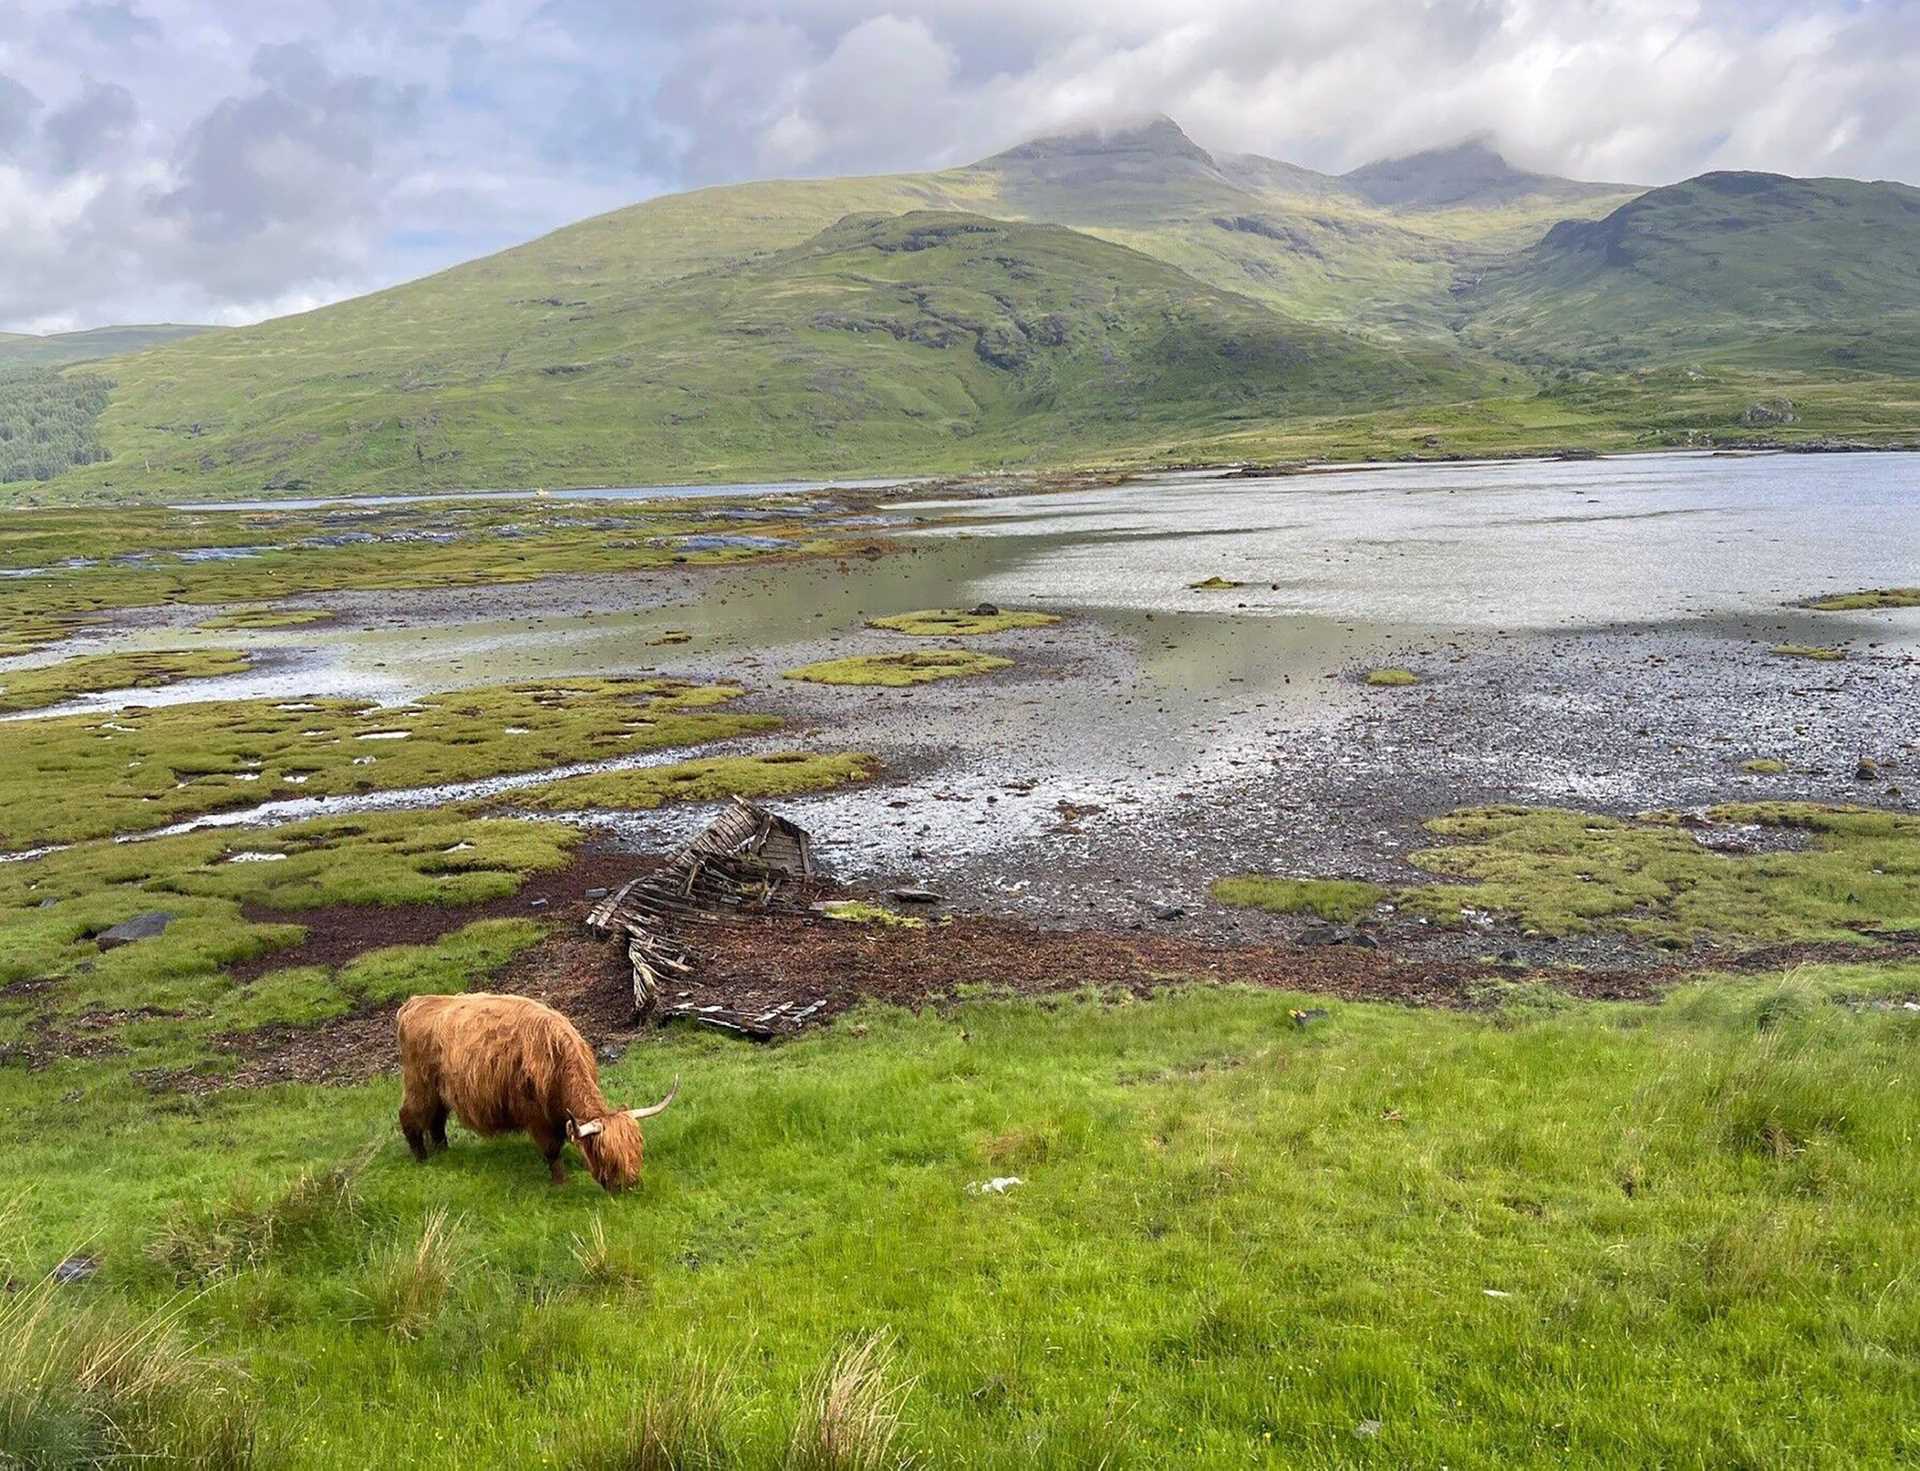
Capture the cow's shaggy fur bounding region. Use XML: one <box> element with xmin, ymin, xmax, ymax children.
<box><xmin>396</xmin><ymin>992</ymin><xmax>674</xmax><ymax>1192</ymax></box>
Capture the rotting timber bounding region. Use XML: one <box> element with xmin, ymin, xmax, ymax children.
<box><xmin>586</xmin><ymin>798</ymin><xmax>828</xmax><ymax>1038</ymax></box>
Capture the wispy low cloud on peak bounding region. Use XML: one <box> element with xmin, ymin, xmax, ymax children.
<box><xmin>1</xmin><ymin>0</ymin><xmax>1916</xmax><ymax>330</ymax></box>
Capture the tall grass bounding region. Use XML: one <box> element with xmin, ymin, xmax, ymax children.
<box><xmin>784</xmin><ymin>1332</ymin><xmax>913</xmax><ymax>1471</ymax></box>
<box><xmin>356</xmin><ymin>1207</ymin><xmax>461</xmax><ymax>1341</ymax></box>
<box><xmin>560</xmin><ymin>1351</ymin><xmax>741</xmax><ymax>1471</ymax></box>
<box><xmin>0</xmin><ymin>1269</ymin><xmax>256</xmax><ymax>1468</ymax></box>
<box><xmin>146</xmin><ymin>1159</ymin><xmax>367</xmax><ymax>1284</ymax></box>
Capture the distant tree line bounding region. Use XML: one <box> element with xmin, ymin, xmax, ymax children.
<box><xmin>0</xmin><ymin>369</ymin><xmax>113</xmax><ymax>483</ymax></box>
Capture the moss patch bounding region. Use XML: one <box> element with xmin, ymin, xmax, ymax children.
<box><xmin>1770</xmin><ymin>644</ymin><xmax>1845</xmax><ymax>661</ymax></box>
<box><xmin>0</xmin><ymin>677</ymin><xmax>772</xmax><ymax>847</ymax></box>
<box><xmin>782</xmin><ymin>651</ymin><xmax>1011</xmax><ymax>687</ymax></box>
<box><xmin>1189</xmin><ymin>576</ymin><xmax>1243</xmax><ymax>591</ymax></box>
<box><xmin>199</xmin><ymin>607</ymin><xmax>336</xmax><ymax>631</ymax></box>
<box><xmin>1741</xmin><ymin>758</ymin><xmax>1789</xmax><ymax>774</ymax></box>
<box><xmin>869</xmin><ymin>608</ymin><xmax>1060</xmax><ymax>636</ymax></box>
<box><xmin>1803</xmin><ymin>587</ymin><xmax>1920</xmax><ymax>611</ymax></box>
<box><xmin>0</xmin><ymin>648</ymin><xmax>250</xmax><ymax>714</ymax></box>
<box><xmin>1219</xmin><ymin>804</ymin><xmax>1920</xmax><ymax>947</ymax></box>
<box><xmin>1403</xmin><ymin>803</ymin><xmax>1920</xmax><ymax>944</ymax></box>
<box><xmin>1365</xmin><ymin>668</ymin><xmax>1419</xmax><ymax>687</ymax></box>
<box><xmin>508</xmin><ymin>751</ymin><xmax>874</xmax><ymax>811</ymax></box>
<box><xmin>820</xmin><ymin>900</ymin><xmax>927</xmax><ymax>928</ymax></box>
<box><xmin>0</xmin><ymin>813</ymin><xmax>571</xmax><ymax>1061</ymax></box>
<box><xmin>1210</xmin><ymin>876</ymin><xmax>1387</xmax><ymax>922</ymax></box>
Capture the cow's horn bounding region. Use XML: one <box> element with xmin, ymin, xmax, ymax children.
<box><xmin>573</xmin><ymin>1118</ymin><xmax>604</xmax><ymax>1139</ymax></box>
<box><xmin>626</xmin><ymin>1076</ymin><xmax>680</xmax><ymax>1121</ymax></box>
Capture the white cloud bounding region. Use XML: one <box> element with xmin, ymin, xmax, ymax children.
<box><xmin>1</xmin><ymin>0</ymin><xmax>1917</xmax><ymax>331</ymax></box>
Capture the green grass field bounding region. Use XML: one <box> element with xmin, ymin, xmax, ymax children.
<box><xmin>5</xmin><ymin>964</ymin><xmax>1919</xmax><ymax>1467</ymax></box>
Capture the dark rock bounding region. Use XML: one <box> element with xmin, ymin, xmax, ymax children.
<box><xmin>890</xmin><ymin>887</ymin><xmax>943</xmax><ymax>905</ymax></box>
<box><xmin>1856</xmin><ymin>758</ymin><xmax>1880</xmax><ymax>782</ymax></box>
<box><xmin>1499</xmin><ymin>949</ymin><xmax>1521</xmax><ymax>964</ymax></box>
<box><xmin>1348</xmin><ymin>932</ymin><xmax>1381</xmax><ymax>951</ymax></box>
<box><xmin>967</xmin><ymin>602</ymin><xmax>1000</xmax><ymax>617</ymax></box>
<box><xmin>1290</xmin><ymin>1008</ymin><xmax>1330</xmax><ymax>1027</ymax></box>
<box><xmin>96</xmin><ymin>912</ymin><xmax>173</xmax><ymax>950</ymax></box>
<box><xmin>1152</xmin><ymin>903</ymin><xmax>1186</xmax><ymax>921</ymax></box>
<box><xmin>584</xmin><ymin>887</ymin><xmax>610</xmax><ymax>901</ymax></box>
<box><xmin>1299</xmin><ymin>923</ymin><xmax>1344</xmax><ymax>947</ymax></box>
<box><xmin>52</xmin><ymin>1254</ymin><xmax>99</xmax><ymax>1284</ymax></box>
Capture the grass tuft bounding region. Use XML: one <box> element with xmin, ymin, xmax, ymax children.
<box><xmin>784</xmin><ymin>1331</ymin><xmax>913</xmax><ymax>1471</ymax></box>
<box><xmin>0</xmin><ymin>1263</ymin><xmax>258</xmax><ymax>1469</ymax></box>
<box><xmin>147</xmin><ymin>1162</ymin><xmax>367</xmax><ymax>1284</ymax></box>
<box><xmin>356</xmin><ymin>1208</ymin><xmax>460</xmax><ymax>1341</ymax></box>
<box><xmin>1769</xmin><ymin>643</ymin><xmax>1845</xmax><ymax>661</ymax></box>
<box><xmin>1364</xmin><ymin>667</ymin><xmax>1418</xmax><ymax>686</ymax></box>
<box><xmin>1803</xmin><ymin>587</ymin><xmax>1920</xmax><ymax>611</ymax></box>
<box><xmin>561</xmin><ymin>1352</ymin><xmax>739</xmax><ymax>1471</ymax></box>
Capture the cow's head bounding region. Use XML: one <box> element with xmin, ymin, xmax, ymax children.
<box><xmin>567</xmin><ymin>1077</ymin><xmax>678</xmax><ymax>1194</ymax></box>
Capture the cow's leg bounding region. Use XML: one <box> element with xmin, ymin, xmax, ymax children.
<box><xmin>429</xmin><ymin>1105</ymin><xmax>450</xmax><ymax>1153</ymax></box>
<box><xmin>399</xmin><ymin>1077</ymin><xmax>435</xmax><ymax>1162</ymax></box>
<box><xmin>531</xmin><ymin>1122</ymin><xmax>567</xmax><ymax>1184</ymax></box>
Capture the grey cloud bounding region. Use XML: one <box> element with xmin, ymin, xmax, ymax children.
<box><xmin>66</xmin><ymin>1</ymin><xmax>162</xmax><ymax>46</ymax></box>
<box><xmin>0</xmin><ymin>75</ymin><xmax>42</xmax><ymax>157</ymax></box>
<box><xmin>44</xmin><ymin>79</ymin><xmax>138</xmax><ymax>172</ymax></box>
<box><xmin>3</xmin><ymin>0</ymin><xmax>1920</xmax><ymax>332</ymax></box>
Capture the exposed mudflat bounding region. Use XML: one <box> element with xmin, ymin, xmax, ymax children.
<box><xmin>7</xmin><ymin>451</ymin><xmax>1917</xmax><ymax>1060</ymax></box>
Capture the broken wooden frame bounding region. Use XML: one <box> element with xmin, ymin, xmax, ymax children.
<box><xmin>587</xmin><ymin>798</ymin><xmax>825</xmax><ymax>1038</ymax></box>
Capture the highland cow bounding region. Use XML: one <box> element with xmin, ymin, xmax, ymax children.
<box><xmin>396</xmin><ymin>992</ymin><xmax>677</xmax><ymax>1192</ymax></box>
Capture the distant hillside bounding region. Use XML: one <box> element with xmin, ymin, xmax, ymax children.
<box><xmin>26</xmin><ymin>117</ymin><xmax>1920</xmax><ymax>498</ymax></box>
<box><xmin>0</xmin><ymin>324</ymin><xmax>212</xmax><ymax>367</ymax></box>
<box><xmin>64</xmin><ymin>212</ymin><xmax>1494</xmax><ymax>494</ymax></box>
<box><xmin>1464</xmin><ymin>171</ymin><xmax>1920</xmax><ymax>370</ymax></box>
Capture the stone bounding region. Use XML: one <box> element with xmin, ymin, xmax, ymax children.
<box><xmin>1856</xmin><ymin>758</ymin><xmax>1880</xmax><ymax>782</ymax></box>
<box><xmin>1291</xmin><ymin>1008</ymin><xmax>1330</xmax><ymax>1027</ymax></box>
<box><xmin>583</xmin><ymin>887</ymin><xmax>610</xmax><ymax>901</ymax></box>
<box><xmin>1152</xmin><ymin>902</ymin><xmax>1186</xmax><ymax>921</ymax></box>
<box><xmin>52</xmin><ymin>1254</ymin><xmax>99</xmax><ymax>1284</ymax></box>
<box><xmin>528</xmin><ymin>897</ymin><xmax>550</xmax><ymax>909</ymax></box>
<box><xmin>96</xmin><ymin>911</ymin><xmax>174</xmax><ymax>950</ymax></box>
<box><xmin>967</xmin><ymin>602</ymin><xmax>1000</xmax><ymax>617</ymax></box>
<box><xmin>889</xmin><ymin>887</ymin><xmax>943</xmax><ymax>905</ymax></box>
<box><xmin>1298</xmin><ymin>923</ymin><xmax>1344</xmax><ymax>947</ymax></box>
<box><xmin>1347</xmin><ymin>931</ymin><xmax>1381</xmax><ymax>950</ymax></box>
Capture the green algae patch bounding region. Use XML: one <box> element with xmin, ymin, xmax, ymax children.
<box><xmin>1211</xmin><ymin>876</ymin><xmax>1387</xmax><ymax>922</ymax></box>
<box><xmin>1402</xmin><ymin>803</ymin><xmax>1920</xmax><ymax>944</ymax></box>
<box><xmin>1365</xmin><ymin>667</ymin><xmax>1419</xmax><ymax>687</ymax></box>
<box><xmin>508</xmin><ymin>751</ymin><xmax>874</xmax><ymax>812</ymax></box>
<box><xmin>1770</xmin><ymin>644</ymin><xmax>1845</xmax><ymax>661</ymax></box>
<box><xmin>0</xmin><ymin>678</ymin><xmax>774</xmax><ymax>847</ymax></box>
<box><xmin>0</xmin><ymin>813</ymin><xmax>573</xmax><ymax>1064</ymax></box>
<box><xmin>1804</xmin><ymin>587</ymin><xmax>1920</xmax><ymax>611</ymax></box>
<box><xmin>1189</xmin><ymin>576</ymin><xmax>1243</xmax><ymax>591</ymax></box>
<box><xmin>820</xmin><ymin>900</ymin><xmax>927</xmax><ymax>928</ymax></box>
<box><xmin>0</xmin><ymin>614</ymin><xmax>95</xmax><ymax>659</ymax></box>
<box><xmin>783</xmin><ymin>651</ymin><xmax>1011</xmax><ymax>687</ymax></box>
<box><xmin>199</xmin><ymin>606</ymin><xmax>336</xmax><ymax>631</ymax></box>
<box><xmin>1741</xmin><ymin>758</ymin><xmax>1789</xmax><ymax>774</ymax></box>
<box><xmin>870</xmin><ymin>607</ymin><xmax>1061</xmax><ymax>636</ymax></box>
<box><xmin>0</xmin><ymin>648</ymin><xmax>250</xmax><ymax>714</ymax></box>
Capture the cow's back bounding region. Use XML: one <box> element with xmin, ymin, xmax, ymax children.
<box><xmin>397</xmin><ymin>993</ymin><xmax>584</xmax><ymax>1136</ymax></box>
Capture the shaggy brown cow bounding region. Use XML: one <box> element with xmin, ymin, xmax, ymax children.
<box><xmin>396</xmin><ymin>992</ymin><xmax>677</xmax><ymax>1192</ymax></box>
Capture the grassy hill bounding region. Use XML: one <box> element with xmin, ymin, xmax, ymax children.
<box><xmin>21</xmin><ymin>118</ymin><xmax>1919</xmax><ymax>499</ymax></box>
<box><xmin>1464</xmin><ymin>172</ymin><xmax>1920</xmax><ymax>370</ymax></box>
<box><xmin>59</xmin><ymin>211</ymin><xmax>1494</xmax><ymax>494</ymax></box>
<box><xmin>0</xmin><ymin>324</ymin><xmax>211</xmax><ymax>367</ymax></box>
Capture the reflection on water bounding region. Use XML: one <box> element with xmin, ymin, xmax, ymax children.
<box><xmin>33</xmin><ymin>450</ymin><xmax>1920</xmax><ymax>721</ymax></box>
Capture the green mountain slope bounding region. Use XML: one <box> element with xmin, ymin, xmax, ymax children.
<box><xmin>67</xmin><ymin>212</ymin><xmax>1494</xmax><ymax>494</ymax></box>
<box><xmin>0</xmin><ymin>324</ymin><xmax>212</xmax><ymax>367</ymax></box>
<box><xmin>1464</xmin><ymin>172</ymin><xmax>1920</xmax><ymax>370</ymax></box>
